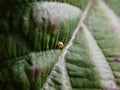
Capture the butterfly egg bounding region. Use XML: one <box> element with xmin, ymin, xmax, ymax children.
<box><xmin>57</xmin><ymin>42</ymin><xmax>64</xmax><ymax>49</ymax></box>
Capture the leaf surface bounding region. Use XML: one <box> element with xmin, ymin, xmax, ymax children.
<box><xmin>1</xmin><ymin>0</ymin><xmax>120</xmax><ymax>90</ymax></box>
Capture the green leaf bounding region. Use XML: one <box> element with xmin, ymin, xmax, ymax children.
<box><xmin>86</xmin><ymin>0</ymin><xmax>120</xmax><ymax>88</ymax></box>
<box><xmin>0</xmin><ymin>2</ymin><xmax>82</xmax><ymax>60</ymax></box>
<box><xmin>1</xmin><ymin>0</ymin><xmax>120</xmax><ymax>90</ymax></box>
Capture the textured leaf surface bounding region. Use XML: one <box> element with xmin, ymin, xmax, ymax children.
<box><xmin>0</xmin><ymin>50</ymin><xmax>61</xmax><ymax>90</ymax></box>
<box><xmin>104</xmin><ymin>0</ymin><xmax>120</xmax><ymax>16</ymax></box>
<box><xmin>43</xmin><ymin>27</ymin><xmax>101</xmax><ymax>90</ymax></box>
<box><xmin>0</xmin><ymin>2</ymin><xmax>81</xmax><ymax>61</ymax></box>
<box><xmin>86</xmin><ymin>0</ymin><xmax>120</xmax><ymax>88</ymax></box>
<box><xmin>1</xmin><ymin>0</ymin><xmax>120</xmax><ymax>90</ymax></box>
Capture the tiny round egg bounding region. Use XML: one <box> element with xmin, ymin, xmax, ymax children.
<box><xmin>57</xmin><ymin>42</ymin><xmax>64</xmax><ymax>49</ymax></box>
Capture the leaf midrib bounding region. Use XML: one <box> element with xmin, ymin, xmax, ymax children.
<box><xmin>41</xmin><ymin>0</ymin><xmax>93</xmax><ymax>89</ymax></box>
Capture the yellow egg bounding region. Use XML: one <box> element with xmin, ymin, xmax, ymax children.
<box><xmin>57</xmin><ymin>42</ymin><xmax>64</xmax><ymax>49</ymax></box>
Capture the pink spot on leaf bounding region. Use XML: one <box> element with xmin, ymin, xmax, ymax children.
<box><xmin>33</xmin><ymin>66</ymin><xmax>41</xmax><ymax>80</ymax></box>
<box><xmin>114</xmin><ymin>56</ymin><xmax>120</xmax><ymax>62</ymax></box>
<box><xmin>107</xmin><ymin>81</ymin><xmax>119</xmax><ymax>90</ymax></box>
<box><xmin>51</xmin><ymin>17</ymin><xmax>58</xmax><ymax>33</ymax></box>
<box><xmin>112</xmin><ymin>25</ymin><xmax>120</xmax><ymax>30</ymax></box>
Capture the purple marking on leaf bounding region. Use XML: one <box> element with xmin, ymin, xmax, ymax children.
<box><xmin>33</xmin><ymin>66</ymin><xmax>41</xmax><ymax>80</ymax></box>
<box><xmin>112</xmin><ymin>25</ymin><xmax>120</xmax><ymax>30</ymax></box>
<box><xmin>107</xmin><ymin>81</ymin><xmax>119</xmax><ymax>90</ymax></box>
<box><xmin>51</xmin><ymin>17</ymin><xmax>58</xmax><ymax>33</ymax></box>
<box><xmin>114</xmin><ymin>56</ymin><xmax>120</xmax><ymax>62</ymax></box>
